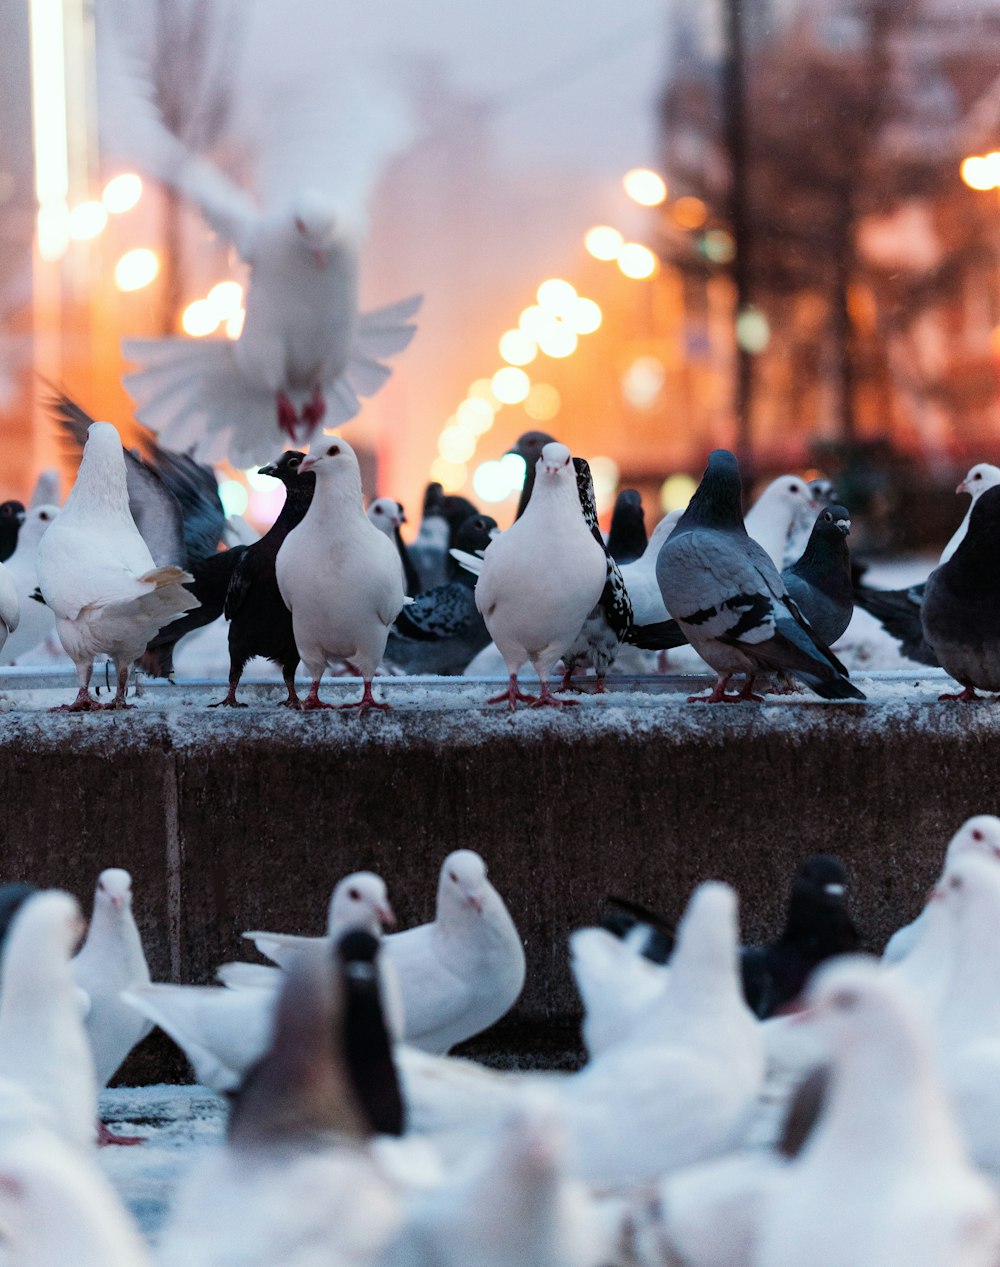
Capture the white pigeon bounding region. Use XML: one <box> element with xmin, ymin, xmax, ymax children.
<box><xmin>381</xmin><ymin>850</ymin><xmax>525</xmax><ymax>1055</ymax></box>
<box><xmin>558</xmin><ymin>882</ymin><xmax>765</xmax><ymax>1187</ymax></box>
<box><xmin>385</xmin><ymin>1102</ymin><xmax>606</xmax><ymax>1267</ymax></box>
<box><xmin>367</xmin><ymin>497</ymin><xmax>405</xmax><ymax>537</ymax></box>
<box><xmin>275</xmin><ymin>435</ymin><xmax>404</xmax><ymax>712</ymax></box>
<box><xmin>569</xmin><ymin>926</ymin><xmax>668</xmax><ymax>1060</ymax></box>
<box><xmin>757</xmin><ymin>957</ymin><xmax>1000</xmax><ymax>1267</ymax></box>
<box><xmin>940</xmin><ymin>462</ymin><xmax>1000</xmax><ymax>564</ymax></box>
<box><xmin>0</xmin><ymin>556</ymin><xmax>19</xmax><ymax>660</ymax></box>
<box><xmin>71</xmin><ymin>870</ymin><xmax>152</xmax><ymax>1107</ymax></box>
<box><xmin>883</xmin><ymin>815</ymin><xmax>1000</xmax><ymax>967</ymax></box>
<box><xmin>34</xmin><ymin>421</ymin><xmax>199</xmax><ymax>711</ymax></box>
<box><xmin>744</xmin><ymin>474</ymin><xmax>818</xmax><ymax>568</ymax></box>
<box><xmin>125</xmin><ymin>872</ymin><xmax>400</xmax><ymax>1092</ymax></box>
<box><xmin>476</xmin><ymin>441</ymin><xmax>606</xmax><ymax>709</ymax></box>
<box><xmin>934</xmin><ymin>854</ymin><xmax>1000</xmax><ymax>1176</ymax></box>
<box><xmin>618</xmin><ymin>510</ymin><xmax>680</xmax><ymax>626</ymax></box>
<box><xmin>0</xmin><ymin>1128</ymin><xmax>153</xmax><ymax>1267</ymax></box>
<box><xmin>103</xmin><ymin>22</ymin><xmax>420</xmax><ymax>467</ymax></box>
<box><xmin>28</xmin><ymin>467</ymin><xmax>61</xmax><ymax>510</ymax></box>
<box><xmin>0</xmin><ymin>892</ymin><xmax>97</xmax><ymax>1150</ymax></box>
<box><xmin>2</xmin><ymin>505</ymin><xmax>57</xmax><ymax>664</ymax></box>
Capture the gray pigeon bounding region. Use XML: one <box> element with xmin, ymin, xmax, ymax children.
<box><xmin>780</xmin><ymin>504</ymin><xmax>854</xmax><ymax>647</ymax></box>
<box><xmin>922</xmin><ymin>484</ymin><xmax>1000</xmax><ymax>701</ymax></box>
<box><xmin>655</xmin><ymin>450</ymin><xmax>865</xmax><ymax>703</ymax></box>
<box><xmin>383</xmin><ymin>514</ymin><xmax>498</xmax><ymax>675</ymax></box>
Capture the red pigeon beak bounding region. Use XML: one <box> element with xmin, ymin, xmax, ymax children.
<box><xmin>378</xmin><ymin>904</ymin><xmax>397</xmax><ymax>932</ymax></box>
<box><xmin>468</xmin><ymin>893</ymin><xmax>484</xmax><ymax>915</ymax></box>
<box><xmin>110</xmin><ymin>895</ymin><xmax>125</xmax><ymax>912</ymax></box>
<box><xmin>299</xmin><ymin>454</ymin><xmax>319</xmax><ymax>474</ymax></box>
<box><xmin>957</xmin><ymin>480</ymin><xmax>969</xmax><ymax>495</ymax></box>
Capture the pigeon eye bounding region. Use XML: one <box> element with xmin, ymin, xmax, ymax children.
<box><xmin>327</xmin><ymin>445</ymin><xmax>340</xmax><ymax>457</ymax></box>
<box><xmin>448</xmin><ymin>871</ymin><xmax>458</xmax><ymax>883</ymax></box>
<box><xmin>973</xmin><ymin>829</ymin><xmax>984</xmax><ymax>841</ymax></box>
<box><xmin>348</xmin><ymin>887</ymin><xmax>361</xmax><ymax>900</ymax></box>
<box><xmin>374</xmin><ymin>506</ymin><xmax>382</xmax><ymax>514</ymax></box>
<box><xmin>287</xmin><ymin>457</ymin><xmax>300</xmax><ymax>468</ymax></box>
<box><xmin>975</xmin><ymin>472</ymin><xmax>982</xmax><ymax>480</ymax></box>
<box><xmin>789</xmin><ymin>483</ymin><xmax>800</xmax><ymax>494</ymax></box>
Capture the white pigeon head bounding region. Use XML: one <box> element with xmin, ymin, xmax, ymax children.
<box><xmin>5</xmin><ymin>892</ymin><xmax>84</xmax><ymax>970</ymax></box>
<box><xmin>93</xmin><ymin>869</ymin><xmax>133</xmax><ymax>915</ymax></box>
<box><xmin>326</xmin><ymin>871</ymin><xmax>396</xmax><ymax>936</ymax></box>
<box><xmin>64</xmin><ymin>422</ymin><xmax>129</xmax><ymax>517</ymax></box>
<box><xmin>15</xmin><ymin>504</ymin><xmax>59</xmax><ymax>550</ymax></box>
<box><xmin>944</xmin><ymin>815</ymin><xmax>1000</xmax><ymax>866</ymax></box>
<box><xmin>957</xmin><ymin>462</ymin><xmax>1000</xmax><ymax>499</ymax></box>
<box><xmin>438</xmin><ymin>850</ymin><xmax>489</xmax><ymax>915</ymax></box>
<box><xmin>536</xmin><ymin>442</ymin><xmax>574</xmax><ymax>481</ymax></box>
<box><xmin>367</xmin><ymin>497</ymin><xmax>404</xmax><ymax>535</ymax></box>
<box><xmin>756</xmin><ymin>473</ymin><xmax>817</xmax><ymax>515</ymax></box>
<box><xmin>670</xmin><ymin>881</ymin><xmax>739</xmax><ymax>980</ymax></box>
<box><xmin>806</xmin><ymin>955</ymin><xmax>919</xmax><ymax>1053</ymax></box>
<box><xmin>934</xmin><ymin>851</ymin><xmax>1000</xmax><ymax>923</ymax></box>
<box><xmin>299</xmin><ymin>435</ymin><xmax>359</xmax><ymax>478</ymax></box>
<box><xmin>291</xmin><ymin>189</ymin><xmax>363</xmax><ymax>264</ymax></box>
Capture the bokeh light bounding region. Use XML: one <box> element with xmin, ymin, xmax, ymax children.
<box><xmin>225</xmin><ymin>308</ymin><xmax>246</xmax><ymax>339</ymax></box>
<box><xmin>960</xmin><ymin>156</ymin><xmax>992</xmax><ymax>190</ymax></box>
<box><xmin>589</xmin><ymin>455</ymin><xmax>620</xmax><ymax>513</ymax></box>
<box><xmin>37</xmin><ymin>203</ymin><xmax>70</xmax><ymax>261</ymax></box>
<box><xmin>524</xmin><ymin>383</ymin><xmax>560</xmax><ymax>421</ymax></box>
<box><xmin>438</xmin><ymin>426</ymin><xmax>476</xmax><ymax>464</ymax></box>
<box><xmin>102</xmin><ymin>173</ymin><xmax>143</xmax><ymax>214</ymax></box>
<box><xmin>181</xmin><ymin>299</ymin><xmax>219</xmax><ymax>337</ymax></box>
<box><xmin>498</xmin><ymin>328</ymin><xmax>537</xmax><ymax>366</ymax></box>
<box><xmin>518</xmin><ymin>305</ymin><xmax>550</xmax><ymax>338</ymax></box>
<box><xmin>429</xmin><ymin>457</ymin><xmax>467</xmax><ymax>490</ymax></box>
<box><xmin>467</xmin><ymin>378</ymin><xmax>499</xmax><ymax>405</ymax></box>
<box><xmin>245</xmin><ymin>466</ymin><xmax>275</xmax><ymax>491</ymax></box>
<box><xmin>537</xmin><ymin>278</ymin><xmax>577</xmax><ymax>316</ymax></box>
<box><xmin>492</xmin><ymin>366</ymin><xmax>531</xmax><ymax>404</ymax></box>
<box><xmin>114</xmin><ymin>247</ymin><xmax>159</xmax><ymax>292</ymax></box>
<box><xmin>565</xmin><ymin>297</ymin><xmax>602</xmax><ymax>335</ymax></box>
<box><xmin>456</xmin><ymin>397</ymin><xmax>495</xmax><ymax>434</ymax></box>
<box><xmin>617</xmin><ymin>242</ymin><xmax>659</xmax><ymax>279</ymax></box>
<box><xmin>623</xmin><ymin>356</ymin><xmax>666</xmax><ymax>409</ymax></box>
<box><xmin>473</xmin><ymin>459</ymin><xmax>519</xmax><ymax>503</ymax></box>
<box><xmin>68</xmin><ymin>200</ymin><xmax>107</xmax><ymax>241</ymax></box>
<box><xmin>660</xmin><ymin>472</ymin><xmax>697</xmax><ymax>513</ymax></box>
<box><xmin>536</xmin><ymin>323</ymin><xmax>577</xmax><ymax>359</ymax></box>
<box><xmin>623</xmin><ymin>167</ymin><xmax>667</xmax><ymax>206</ymax></box>
<box><xmin>736</xmin><ymin>307</ymin><xmax>771</xmax><ymax>354</ymax></box>
<box><xmin>207</xmin><ymin>280</ymin><xmax>243</xmax><ymax>321</ymax></box>
<box><xmin>249</xmin><ymin>486</ymin><xmax>284</xmax><ymax>523</ymax></box>
<box><xmin>702</xmin><ymin>229</ymin><xmax>736</xmax><ymax>263</ymax></box>
<box><xmin>218</xmin><ymin>479</ymin><xmax>249</xmax><ymax>517</ymax></box>
<box><xmin>671</xmin><ymin>196</ymin><xmax>708</xmax><ymax>229</ymax></box>
<box><xmin>584</xmin><ymin>225</ymin><xmax>624</xmax><ymax>261</ymax></box>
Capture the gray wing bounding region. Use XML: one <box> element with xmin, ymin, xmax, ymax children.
<box><xmin>657</xmin><ymin>529</ymin><xmax>782</xmax><ymax>644</ymax></box>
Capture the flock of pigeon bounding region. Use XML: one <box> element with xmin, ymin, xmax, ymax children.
<box><xmin>1</xmin><ymin>818</ymin><xmax>1000</xmax><ymax>1264</ymax></box>
<box><xmin>2</xmin><ymin>405</ymin><xmax>999</xmax><ymax>713</ymax></box>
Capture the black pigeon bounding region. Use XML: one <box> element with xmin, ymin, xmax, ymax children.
<box><xmin>384</xmin><ymin>513</ymin><xmax>498</xmax><ymax>675</ymax></box>
<box><xmin>600</xmin><ymin>895</ymin><xmax>675</xmax><ymax>964</ymax></box>
<box><xmin>655</xmin><ymin>450</ymin><xmax>864</xmax><ymax>702</ymax></box>
<box><xmin>606</xmin><ymin>489</ymin><xmax>647</xmax><ymax>564</ymax></box>
<box><xmin>853</xmin><ymin>579</ymin><xmax>937</xmax><ymax>667</ymax></box>
<box><xmin>0</xmin><ymin>883</ymin><xmax>39</xmax><ymax>949</ymax></box>
<box><xmin>211</xmin><ymin>452</ymin><xmax>313</xmax><ymax>708</ymax></box>
<box><xmin>922</xmin><ymin>483</ymin><xmax>1000</xmax><ymax>700</ymax></box>
<box><xmin>408</xmin><ymin>483</ymin><xmax>481</xmax><ymax>591</ymax></box>
<box><xmin>141</xmin><ymin>548</ymin><xmax>247</xmax><ymax>679</ymax></box>
<box><xmin>392</xmin><ymin>503</ymin><xmax>421</xmax><ymax>597</ymax></box>
<box><xmin>230</xmin><ymin>932</ymin><xmax>392</xmax><ymax>1150</ymax></box>
<box><xmin>509</xmin><ymin>430</ymin><xmax>557</xmax><ymax>520</ymax></box>
<box><xmin>0</xmin><ymin>502</ymin><xmax>24</xmax><ymax>563</ymax></box>
<box><xmin>781</xmin><ymin>504</ymin><xmax>854</xmax><ymax>647</ymax></box>
<box><xmin>559</xmin><ymin>459</ymin><xmax>633</xmax><ymax>691</ymax></box>
<box><xmin>740</xmin><ymin>854</ymin><xmax>861</xmax><ymax>1019</ymax></box>
<box><xmin>337</xmin><ymin>930</ymin><xmax>404</xmax><ymax>1136</ymax></box>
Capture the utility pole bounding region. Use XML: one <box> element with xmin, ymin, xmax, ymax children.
<box><xmin>722</xmin><ymin>0</ymin><xmax>754</xmax><ymax>476</ymax></box>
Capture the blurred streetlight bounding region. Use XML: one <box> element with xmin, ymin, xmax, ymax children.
<box><xmin>961</xmin><ymin>151</ymin><xmax>1000</xmax><ymax>192</ymax></box>
<box><xmin>102</xmin><ymin>173</ymin><xmax>143</xmax><ymax>214</ymax></box>
<box><xmin>623</xmin><ymin>168</ymin><xmax>667</xmax><ymax>207</ymax></box>
<box><xmin>114</xmin><ymin>248</ymin><xmax>160</xmax><ymax>292</ymax></box>
<box><xmin>585</xmin><ymin>225</ymin><xmax>624</xmax><ymax>261</ymax></box>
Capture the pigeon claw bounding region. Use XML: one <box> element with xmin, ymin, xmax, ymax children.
<box><xmin>209</xmin><ymin>687</ymin><xmax>247</xmax><ymax>709</ymax></box>
<box><xmin>301</xmin><ymin>385</ymin><xmax>327</xmax><ymax>437</ymax></box>
<box><xmin>938</xmin><ymin>684</ymin><xmax>984</xmax><ymax>702</ymax></box>
<box><xmin>338</xmin><ymin>680</ymin><xmax>390</xmax><ymax>716</ymax></box>
<box><xmin>51</xmin><ymin>688</ymin><xmax>105</xmax><ymax>713</ymax></box>
<box><xmin>531</xmin><ymin>680</ymin><xmax>579</xmax><ymax>708</ymax></box>
<box><xmin>687</xmin><ymin>674</ymin><xmax>742</xmax><ymax>704</ymax></box>
<box><xmin>276</xmin><ymin>391</ymin><xmax>299</xmax><ymax>443</ymax></box>
<box><xmin>487</xmin><ymin>675</ymin><xmax>538</xmax><ymax>710</ymax></box>
<box><xmin>97</xmin><ymin>1121</ymin><xmax>145</xmax><ymax>1147</ymax></box>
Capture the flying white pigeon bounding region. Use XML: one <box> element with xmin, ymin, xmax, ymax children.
<box><xmin>2</xmin><ymin>505</ymin><xmax>57</xmax><ymax>664</ymax></box>
<box><xmin>275</xmin><ymin>435</ymin><xmax>404</xmax><ymax>712</ymax></box>
<box><xmin>0</xmin><ymin>1129</ymin><xmax>154</xmax><ymax>1267</ymax></box>
<box><xmin>0</xmin><ymin>892</ymin><xmax>97</xmax><ymax>1151</ymax></box>
<box><xmin>744</xmin><ymin>474</ymin><xmax>818</xmax><ymax>569</ymax></box>
<box><xmin>71</xmin><ymin>870</ymin><xmax>152</xmax><ymax>1145</ymax></box>
<box><xmin>941</xmin><ymin>462</ymin><xmax>1000</xmax><ymax>564</ymax></box>
<box><xmin>34</xmin><ymin>422</ymin><xmax>199</xmax><ymax>711</ymax></box>
<box><xmin>102</xmin><ymin>21</ymin><xmax>421</xmax><ymax>466</ymax></box>
<box><xmin>757</xmin><ymin>957</ymin><xmax>1000</xmax><ymax>1267</ymax></box>
<box><xmin>381</xmin><ymin>850</ymin><xmax>526</xmax><ymax>1055</ymax></box>
<box><xmin>476</xmin><ymin>441</ymin><xmax>606</xmax><ymax>709</ymax></box>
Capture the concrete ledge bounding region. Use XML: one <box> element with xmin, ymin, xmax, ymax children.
<box><xmin>0</xmin><ymin>672</ymin><xmax>991</xmax><ymax>1078</ymax></box>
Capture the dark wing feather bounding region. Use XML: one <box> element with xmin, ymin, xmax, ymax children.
<box><xmin>392</xmin><ymin>583</ymin><xmax>476</xmax><ymax>641</ymax></box>
<box><xmin>145</xmin><ymin>435</ymin><xmax>226</xmax><ymax>562</ymax></box>
<box><xmin>224</xmin><ymin>549</ymin><xmax>256</xmax><ymax>621</ymax></box>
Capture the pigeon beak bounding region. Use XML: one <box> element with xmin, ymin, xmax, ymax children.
<box><xmin>15</xmin><ymin>510</ymin><xmax>25</xmax><ymax>525</ymax></box>
<box><xmin>836</xmin><ymin>519</ymin><xmax>851</xmax><ymax>536</ymax></box>
<box><xmin>957</xmin><ymin>479</ymin><xmax>970</xmax><ymax>495</ymax></box>
<box><xmin>787</xmin><ymin>1006</ymin><xmax>815</xmax><ymax>1027</ymax></box>
<box><xmin>110</xmin><ymin>894</ymin><xmax>126</xmax><ymax>912</ymax></box>
<box><xmin>398</xmin><ymin>511</ymin><xmax>407</xmax><ymax>525</ymax></box>
<box><xmin>467</xmin><ymin>893</ymin><xmax>484</xmax><ymax>915</ymax></box>
<box><xmin>488</xmin><ymin>528</ymin><xmax>500</xmax><ymax>540</ymax></box>
<box><xmin>258</xmin><ymin>463</ymin><xmax>278</xmax><ymax>478</ymax></box>
<box><xmin>823</xmin><ymin>883</ymin><xmax>845</xmax><ymax>897</ymax></box>
<box><xmin>299</xmin><ymin>455</ymin><xmax>319</xmax><ymax>474</ymax></box>
<box><xmin>378</xmin><ymin>903</ymin><xmax>397</xmax><ymax>931</ymax></box>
